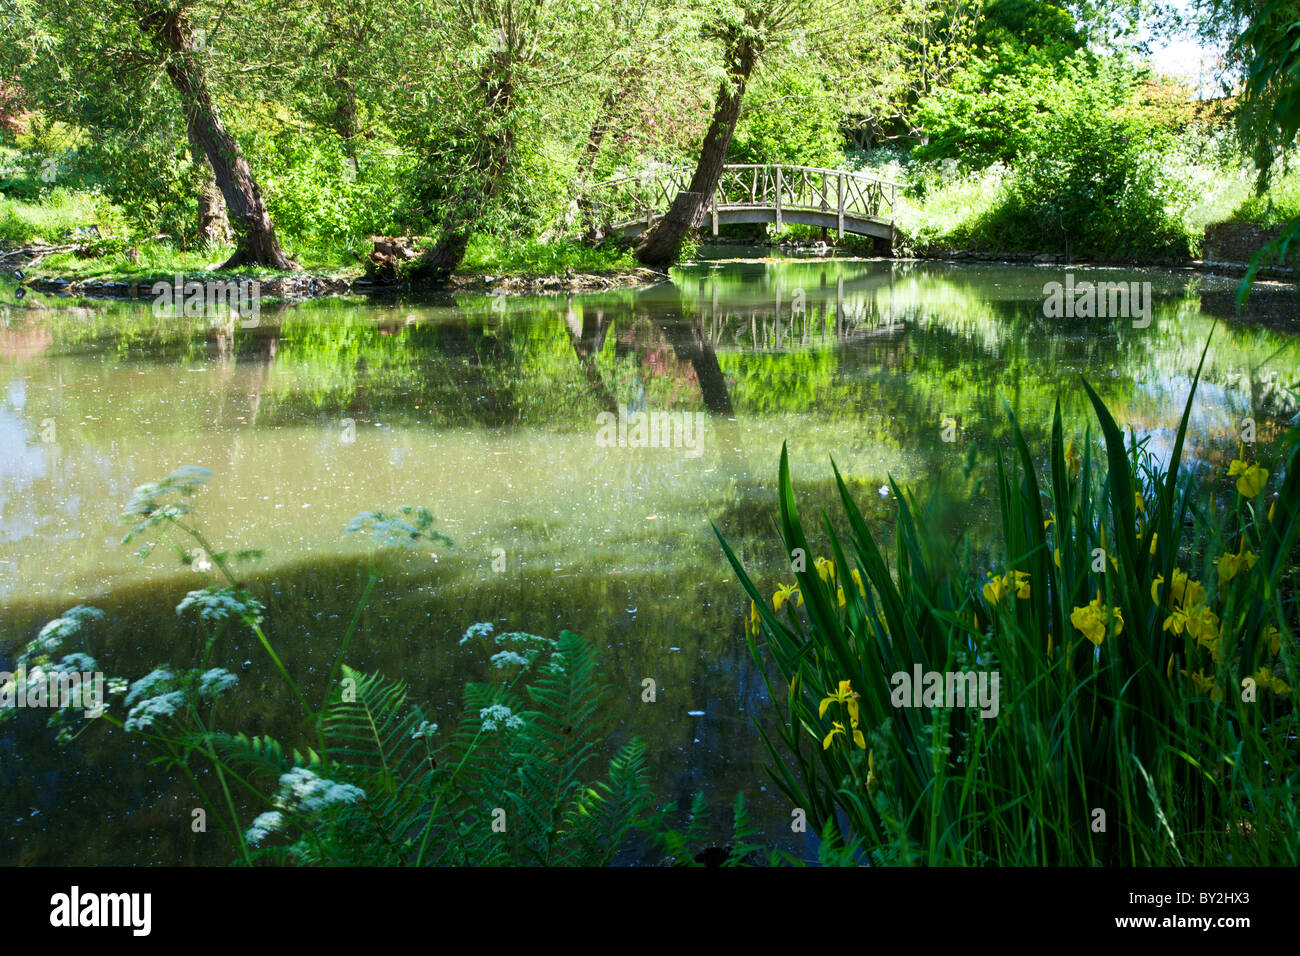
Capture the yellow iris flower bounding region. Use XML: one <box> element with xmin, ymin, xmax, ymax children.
<box><xmin>1181</xmin><ymin>669</ymin><xmax>1221</xmax><ymax>700</ymax></box>
<box><xmin>815</xmin><ymin>556</ymin><xmax>835</xmax><ymax>584</ymax></box>
<box><xmin>1217</xmin><ymin>541</ymin><xmax>1258</xmax><ymax>583</ymax></box>
<box><xmin>822</xmin><ymin>719</ymin><xmax>866</xmax><ymax>751</ymax></box>
<box><xmin>818</xmin><ymin>679</ymin><xmax>861</xmax><ymax>723</ymax></box>
<box><xmin>982</xmin><ymin>570</ymin><xmax>1030</xmax><ymax>606</ymax></box>
<box><xmin>1228</xmin><ymin>458</ymin><xmax>1269</xmax><ymax>498</ymax></box>
<box><xmin>1253</xmin><ymin>666</ymin><xmax>1292</xmax><ymax>696</ymax></box>
<box><xmin>1064</xmin><ymin>438</ymin><xmax>1081</xmax><ymax>482</ymax></box>
<box><xmin>851</xmin><ymin>567</ymin><xmax>865</xmax><ymax>597</ymax></box>
<box><xmin>1070</xmin><ymin>591</ymin><xmax>1123</xmax><ymax>647</ymax></box>
<box><xmin>1168</xmin><ymin>569</ymin><xmax>1205</xmax><ymax>609</ymax></box>
<box><xmin>773</xmin><ymin>582</ymin><xmax>803</xmax><ymax>612</ymax></box>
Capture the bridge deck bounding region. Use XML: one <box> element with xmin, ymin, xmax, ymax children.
<box><xmin>613</xmin><ymin>206</ymin><xmax>894</xmax><ymax>241</ymax></box>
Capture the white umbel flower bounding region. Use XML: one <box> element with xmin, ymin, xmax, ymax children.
<box><xmin>274</xmin><ymin>767</ymin><xmax>365</xmax><ymax>812</ymax></box>
<box><xmin>245</xmin><ymin>811</ymin><xmax>285</xmax><ymax>846</ymax></box>
<box><xmin>198</xmin><ymin>668</ymin><xmax>238</xmax><ymax>699</ymax></box>
<box><xmin>479</xmin><ymin>704</ymin><xmax>525</xmax><ymax>732</ymax></box>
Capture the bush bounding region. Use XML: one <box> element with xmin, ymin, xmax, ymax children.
<box><xmin>249</xmin><ymin>124</ymin><xmax>412</xmax><ymax>250</ymax></box>
<box><xmin>997</xmin><ymin>96</ymin><xmax>1193</xmax><ymax>258</ymax></box>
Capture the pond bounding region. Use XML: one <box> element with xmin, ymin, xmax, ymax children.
<box><xmin>2</xmin><ymin>255</ymin><xmax>1298</xmax><ymax>864</ymax></box>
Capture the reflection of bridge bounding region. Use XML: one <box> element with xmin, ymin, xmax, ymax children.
<box><xmin>581</xmin><ymin>164</ymin><xmax>899</xmax><ymax>241</ymax></box>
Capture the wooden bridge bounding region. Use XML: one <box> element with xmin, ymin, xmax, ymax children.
<box><xmin>580</xmin><ymin>164</ymin><xmax>899</xmax><ymax>241</ymax></box>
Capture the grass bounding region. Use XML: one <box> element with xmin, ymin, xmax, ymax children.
<box><xmin>0</xmin><ymin>189</ymin><xmax>103</xmax><ymax>245</ymax></box>
<box><xmin>1231</xmin><ymin>167</ymin><xmax>1300</xmax><ymax>229</ymax></box>
<box><xmin>31</xmin><ymin>239</ymin><xmax>357</xmax><ymax>281</ymax></box>
<box><xmin>7</xmin><ymin>199</ymin><xmax>640</xmax><ymax>283</ymax></box>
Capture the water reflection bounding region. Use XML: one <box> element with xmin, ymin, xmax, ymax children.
<box><xmin>0</xmin><ymin>259</ymin><xmax>1296</xmax><ymax>864</ymax></box>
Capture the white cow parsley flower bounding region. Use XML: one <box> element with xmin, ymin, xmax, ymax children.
<box><xmin>51</xmin><ymin>653</ymin><xmax>98</xmax><ymax>674</ymax></box>
<box><xmin>176</xmin><ymin>587</ymin><xmax>264</xmax><ymax>625</ymax></box>
<box><xmin>245</xmin><ymin>811</ymin><xmax>285</xmax><ymax>846</ymax></box>
<box><xmin>460</xmin><ymin>621</ymin><xmax>494</xmax><ymax>645</ymax></box>
<box><xmin>125</xmin><ymin>668</ymin><xmax>177</xmax><ymax>707</ymax></box>
<box><xmin>274</xmin><ymin>767</ymin><xmax>365</xmax><ymax>813</ymax></box>
<box><xmin>495</xmin><ymin>631</ymin><xmax>555</xmax><ymax>648</ymax></box>
<box><xmin>124</xmin><ymin>690</ymin><xmax>188</xmax><ymax>732</ymax></box>
<box><xmin>198</xmin><ymin>668</ymin><xmax>238</xmax><ymax>699</ymax></box>
<box><xmin>31</xmin><ymin>606</ymin><xmax>105</xmax><ymax>654</ymax></box>
<box><xmin>410</xmin><ymin>720</ymin><xmax>438</xmax><ymax>740</ymax></box>
<box><xmin>489</xmin><ymin>650</ymin><xmax>531</xmax><ymax>670</ymax></box>
<box><xmin>479</xmin><ymin>704</ymin><xmax>525</xmax><ymax>732</ymax></box>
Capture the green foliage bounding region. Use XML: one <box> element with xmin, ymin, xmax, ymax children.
<box><xmin>994</xmin><ymin>93</ymin><xmax>1192</xmax><ymax>258</ymax></box>
<box><xmin>729</xmin><ymin>64</ymin><xmax>844</xmax><ymax>168</ymax></box>
<box><xmin>224</xmin><ymin>631</ymin><xmax>657</xmax><ymax>866</ymax></box>
<box><xmin>1231</xmin><ymin>168</ymin><xmax>1300</xmax><ymax>229</ymax></box>
<box><xmin>915</xmin><ymin>61</ymin><xmax>1195</xmax><ymax>259</ymax></box>
<box><xmin>245</xmin><ymin>122</ymin><xmax>412</xmax><ymax>249</ymax></box>
<box><xmin>915</xmin><ymin>52</ymin><xmax>1126</xmax><ymax>169</ymax></box>
<box><xmin>0</xmin><ymin>189</ymin><xmax>106</xmax><ymax>244</ymax></box>
<box><xmin>972</xmin><ymin>0</ymin><xmax>1085</xmax><ymax>60</ymax></box>
<box><xmin>717</xmin><ymin>346</ymin><xmax>1299</xmax><ymax>865</ymax></box>
<box><xmin>31</xmin><ymin>466</ymin><xmax>659</xmax><ymax>866</ymax></box>
<box><xmin>1225</xmin><ymin>1</ymin><xmax>1300</xmax><ymax>296</ymax></box>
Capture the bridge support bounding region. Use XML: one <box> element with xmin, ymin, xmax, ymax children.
<box><xmin>837</xmin><ymin>174</ymin><xmax>845</xmax><ymax>238</ymax></box>
<box><xmin>774</xmin><ymin>166</ymin><xmax>783</xmax><ymax>232</ymax></box>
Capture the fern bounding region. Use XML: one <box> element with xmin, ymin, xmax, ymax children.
<box><xmin>505</xmin><ymin>630</ymin><xmax>606</xmax><ymax>864</ymax></box>
<box><xmin>242</xmin><ymin>629</ymin><xmax>655</xmax><ymax>866</ymax></box>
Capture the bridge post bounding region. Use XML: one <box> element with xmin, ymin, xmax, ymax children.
<box><xmin>837</xmin><ymin>174</ymin><xmax>845</xmax><ymax>238</ymax></box>
<box><xmin>775</xmin><ymin>166</ymin><xmax>783</xmax><ymax>232</ymax></box>
<box><xmin>711</xmin><ymin>194</ymin><xmax>718</xmax><ymax>236</ymax></box>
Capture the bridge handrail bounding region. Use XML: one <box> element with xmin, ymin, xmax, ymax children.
<box><xmin>586</xmin><ymin>163</ymin><xmax>903</xmax><ymax>192</ymax></box>
<box><xmin>577</xmin><ymin>162</ymin><xmax>900</xmax><ymax>239</ymax></box>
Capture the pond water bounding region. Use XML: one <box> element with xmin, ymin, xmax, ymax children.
<box><xmin>1</xmin><ymin>255</ymin><xmax>1298</xmax><ymax>864</ymax></box>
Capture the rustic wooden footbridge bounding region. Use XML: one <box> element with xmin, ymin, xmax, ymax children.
<box><xmin>580</xmin><ymin>163</ymin><xmax>900</xmax><ymax>241</ymax></box>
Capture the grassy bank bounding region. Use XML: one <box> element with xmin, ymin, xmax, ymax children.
<box><xmin>842</xmin><ymin>145</ymin><xmax>1295</xmax><ymax>263</ymax></box>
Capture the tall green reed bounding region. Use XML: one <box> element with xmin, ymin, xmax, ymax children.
<box><xmin>717</xmin><ymin>341</ymin><xmax>1298</xmax><ymax>865</ymax></box>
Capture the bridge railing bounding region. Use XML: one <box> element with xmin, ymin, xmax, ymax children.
<box><xmin>580</xmin><ymin>163</ymin><xmax>900</xmax><ymax>234</ymax></box>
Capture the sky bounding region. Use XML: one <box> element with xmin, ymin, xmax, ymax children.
<box><xmin>1140</xmin><ymin>0</ymin><xmax>1233</xmax><ymax>98</ymax></box>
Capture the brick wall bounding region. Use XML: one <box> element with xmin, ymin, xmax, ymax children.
<box><xmin>1203</xmin><ymin>221</ymin><xmax>1292</xmax><ymax>272</ymax></box>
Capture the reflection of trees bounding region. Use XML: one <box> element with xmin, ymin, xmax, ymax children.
<box><xmin>13</xmin><ymin>261</ymin><xmax>1298</xmax><ymax>442</ymax></box>
<box><xmin>563</xmin><ymin>301</ymin><xmax>618</xmax><ymax>415</ymax></box>
<box><xmin>642</xmin><ymin>284</ymin><xmax>734</xmax><ymax>417</ymax></box>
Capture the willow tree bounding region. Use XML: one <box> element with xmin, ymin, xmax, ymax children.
<box><xmin>381</xmin><ymin>0</ymin><xmax>685</xmax><ymax>282</ymax></box>
<box><xmin>633</xmin><ymin>0</ymin><xmax>866</xmax><ymax>268</ymax></box>
<box><xmin>5</xmin><ymin>0</ymin><xmax>294</xmax><ymax>268</ymax></box>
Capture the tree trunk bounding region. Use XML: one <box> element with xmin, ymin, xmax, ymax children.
<box><xmin>329</xmin><ymin>70</ymin><xmax>360</xmax><ymax>162</ymax></box>
<box><xmin>140</xmin><ymin>5</ymin><xmax>297</xmax><ymax>270</ymax></box>
<box><xmin>658</xmin><ymin>315</ymin><xmax>734</xmax><ymax>416</ymax></box>
<box><xmin>410</xmin><ymin>55</ymin><xmax>515</xmax><ymax>284</ymax></box>
<box><xmin>186</xmin><ymin>124</ymin><xmax>231</xmax><ymax>248</ymax></box>
<box><xmin>634</xmin><ymin>32</ymin><xmax>759</xmax><ymax>269</ymax></box>
<box><xmin>576</xmin><ymin>81</ymin><xmax>630</xmax><ymax>187</ymax></box>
